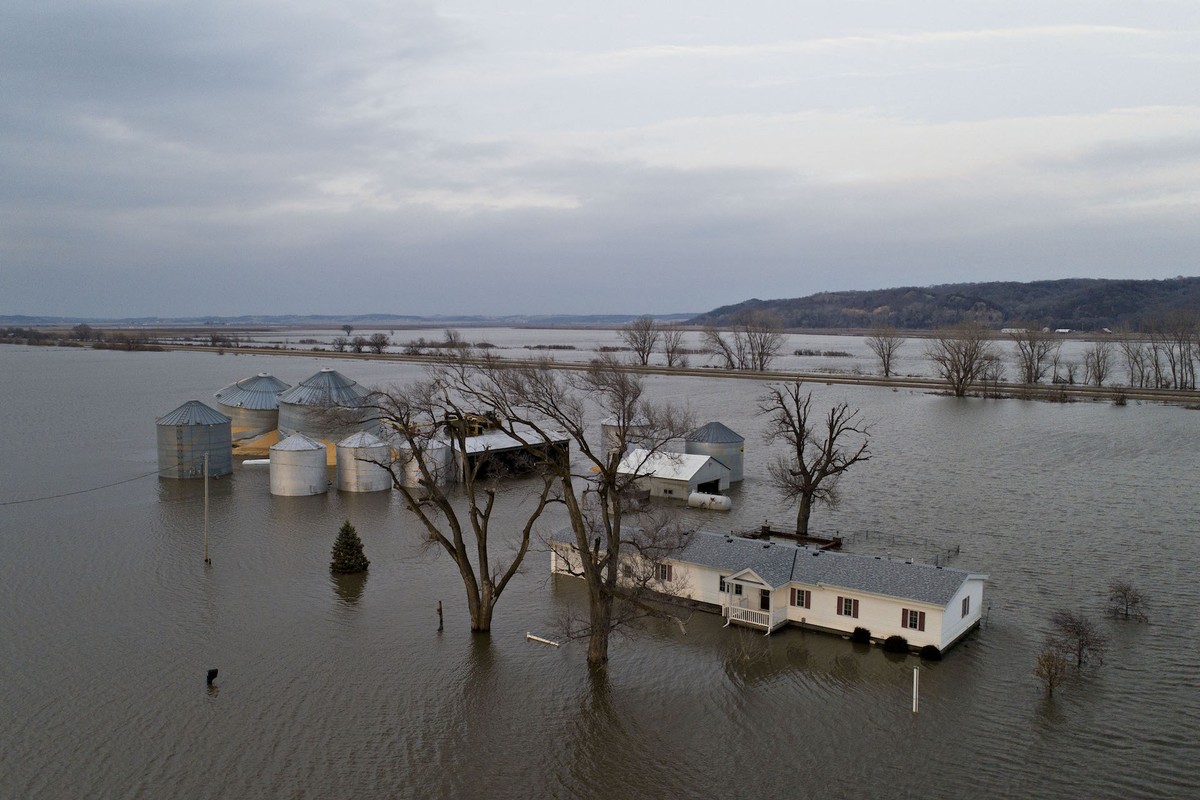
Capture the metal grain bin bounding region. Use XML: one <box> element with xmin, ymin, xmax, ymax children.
<box><xmin>269</xmin><ymin>433</ymin><xmax>330</xmax><ymax>496</ymax></box>
<box><xmin>156</xmin><ymin>401</ymin><xmax>233</xmax><ymax>480</ymax></box>
<box><xmin>277</xmin><ymin>368</ymin><xmax>373</xmax><ymax>441</ymax></box>
<box><xmin>214</xmin><ymin>373</ymin><xmax>290</xmax><ymax>441</ymax></box>
<box><xmin>336</xmin><ymin>431</ymin><xmax>392</xmax><ymax>493</ymax></box>
<box><xmin>600</xmin><ymin>415</ymin><xmax>650</xmax><ymax>456</ymax></box>
<box><xmin>685</xmin><ymin>421</ymin><xmax>745</xmax><ymax>483</ymax></box>
<box><xmin>392</xmin><ymin>438</ymin><xmax>454</xmax><ymax>488</ymax></box>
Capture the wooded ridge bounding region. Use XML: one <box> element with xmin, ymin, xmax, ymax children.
<box><xmin>689</xmin><ymin>277</ymin><xmax>1200</xmax><ymax>331</ymax></box>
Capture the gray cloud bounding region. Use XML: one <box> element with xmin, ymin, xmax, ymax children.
<box><xmin>1</xmin><ymin>2</ymin><xmax>1197</xmax><ymax>317</ymax></box>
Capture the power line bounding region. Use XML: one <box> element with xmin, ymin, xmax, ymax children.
<box><xmin>0</xmin><ymin>470</ymin><xmax>161</xmax><ymax>506</ymax></box>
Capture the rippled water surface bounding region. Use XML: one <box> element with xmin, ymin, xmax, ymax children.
<box><xmin>1</xmin><ymin>345</ymin><xmax>1196</xmax><ymax>799</ymax></box>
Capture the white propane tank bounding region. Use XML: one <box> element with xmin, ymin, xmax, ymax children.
<box><xmin>687</xmin><ymin>492</ymin><xmax>732</xmax><ymax>511</ymax></box>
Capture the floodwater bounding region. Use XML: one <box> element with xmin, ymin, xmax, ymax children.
<box><xmin>1</xmin><ymin>344</ymin><xmax>1196</xmax><ymax>799</ymax></box>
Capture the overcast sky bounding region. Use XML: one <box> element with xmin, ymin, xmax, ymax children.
<box><xmin>2</xmin><ymin>2</ymin><xmax>1198</xmax><ymax>317</ymax></box>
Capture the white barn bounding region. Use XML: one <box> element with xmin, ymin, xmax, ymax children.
<box><xmin>550</xmin><ymin>530</ymin><xmax>987</xmax><ymax>654</ymax></box>
<box><xmin>617</xmin><ymin>449</ymin><xmax>731</xmax><ymax>499</ymax></box>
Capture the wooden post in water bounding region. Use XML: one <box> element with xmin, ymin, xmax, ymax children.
<box><xmin>912</xmin><ymin>667</ymin><xmax>920</xmax><ymax>713</ymax></box>
<box><xmin>203</xmin><ymin>452</ymin><xmax>211</xmax><ymax>566</ymax></box>
<box><xmin>437</xmin><ymin>601</ymin><xmax>444</xmax><ymax>632</ymax></box>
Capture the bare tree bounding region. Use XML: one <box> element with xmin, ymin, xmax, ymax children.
<box><xmin>1083</xmin><ymin>339</ymin><xmax>1113</xmax><ymax>387</ymax></box>
<box><xmin>342</xmin><ymin>324</ymin><xmax>354</xmax><ymax>336</ymax></box>
<box><xmin>427</xmin><ymin>350</ymin><xmax>695</xmax><ymax>669</ymax></box>
<box><xmin>351</xmin><ymin>335</ymin><xmax>368</xmax><ymax>354</ymax></box>
<box><xmin>1107</xmin><ymin>581</ymin><xmax>1148</xmax><ymax>622</ymax></box>
<box><xmin>1050</xmin><ymin>610</ymin><xmax>1107</xmax><ymax>667</ymax></box>
<box><xmin>925</xmin><ymin>321</ymin><xmax>1001</xmax><ymax>397</ymax></box>
<box><xmin>864</xmin><ymin>326</ymin><xmax>906</xmax><ymax>378</ymax></box>
<box><xmin>1008</xmin><ymin>325</ymin><xmax>1061</xmax><ymax>384</ymax></box>
<box><xmin>1034</xmin><ymin>644</ymin><xmax>1070</xmax><ymax>696</ymax></box>
<box><xmin>358</xmin><ymin>380</ymin><xmax>555</xmax><ymax>633</ymax></box>
<box><xmin>701</xmin><ymin>312</ymin><xmax>785</xmax><ymax>371</ymax></box>
<box><xmin>1116</xmin><ymin>329</ymin><xmax>1151</xmax><ymax>387</ymax></box>
<box><xmin>368</xmin><ymin>332</ymin><xmax>390</xmax><ymax>355</ymax></box>
<box><xmin>1147</xmin><ymin>310</ymin><xmax>1197</xmax><ymax>390</ymax></box>
<box><xmin>660</xmin><ymin>324</ymin><xmax>688</xmax><ymax>368</ymax></box>
<box><xmin>759</xmin><ymin>381</ymin><xmax>871</xmax><ymax>536</ymax></box>
<box><xmin>331</xmin><ymin>336</ymin><xmax>348</xmax><ymax>353</ymax></box>
<box><xmin>619</xmin><ymin>316</ymin><xmax>660</xmax><ymax>366</ymax></box>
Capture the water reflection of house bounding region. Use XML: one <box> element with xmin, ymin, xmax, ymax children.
<box><xmin>616</xmin><ymin>449</ymin><xmax>731</xmax><ymax>499</ymax></box>
<box><xmin>550</xmin><ymin>530</ymin><xmax>986</xmax><ymax>654</ymax></box>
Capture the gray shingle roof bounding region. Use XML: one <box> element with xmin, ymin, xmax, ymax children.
<box><xmin>679</xmin><ymin>532</ymin><xmax>796</xmax><ymax>588</ymax></box>
<box><xmin>550</xmin><ymin>528</ymin><xmax>979</xmax><ymax>606</ymax></box>
<box><xmin>157</xmin><ymin>400</ymin><xmax>231</xmax><ymax>426</ymax></box>
<box><xmin>685</xmin><ymin>421</ymin><xmax>744</xmax><ymax>444</ymax></box>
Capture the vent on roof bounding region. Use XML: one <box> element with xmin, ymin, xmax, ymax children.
<box><xmin>762</xmin><ymin>543</ymin><xmax>771</xmax><ymax>548</ymax></box>
<box><xmin>874</xmin><ymin>556</ymin><xmax>881</xmax><ymax>560</ymax></box>
<box><xmin>812</xmin><ymin>551</ymin><xmax>820</xmax><ymax>557</ymax></box>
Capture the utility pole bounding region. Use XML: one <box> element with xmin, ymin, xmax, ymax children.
<box><xmin>203</xmin><ymin>452</ymin><xmax>211</xmax><ymax>566</ymax></box>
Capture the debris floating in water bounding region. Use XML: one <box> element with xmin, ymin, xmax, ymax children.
<box><xmin>526</xmin><ymin>632</ymin><xmax>560</xmax><ymax>647</ymax></box>
<box><xmin>207</xmin><ymin>668</ymin><xmax>219</xmax><ymax>685</ymax></box>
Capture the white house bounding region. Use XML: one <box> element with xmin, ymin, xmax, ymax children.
<box><xmin>616</xmin><ymin>448</ymin><xmax>731</xmax><ymax>499</ymax></box>
<box><xmin>550</xmin><ymin>529</ymin><xmax>987</xmax><ymax>654</ymax></box>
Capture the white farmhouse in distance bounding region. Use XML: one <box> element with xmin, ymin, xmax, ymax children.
<box><xmin>617</xmin><ymin>448</ymin><xmax>731</xmax><ymax>499</ymax></box>
<box><xmin>550</xmin><ymin>530</ymin><xmax>987</xmax><ymax>654</ymax></box>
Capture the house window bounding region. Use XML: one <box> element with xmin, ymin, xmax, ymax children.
<box><xmin>790</xmin><ymin>588</ymin><xmax>811</xmax><ymax>609</ymax></box>
<box><xmin>719</xmin><ymin>575</ymin><xmax>728</xmax><ymax>593</ymax></box>
<box><xmin>837</xmin><ymin>596</ymin><xmax>859</xmax><ymax>618</ymax></box>
<box><xmin>962</xmin><ymin>596</ymin><xmax>970</xmax><ymax>617</ymax></box>
<box><xmin>656</xmin><ymin>563</ymin><xmax>673</xmax><ymax>581</ymax></box>
<box><xmin>622</xmin><ymin>564</ymin><xmax>633</xmax><ymax>579</ymax></box>
<box><xmin>759</xmin><ymin>589</ymin><xmax>771</xmax><ymax>611</ymax></box>
<box><xmin>902</xmin><ymin>608</ymin><xmax>926</xmax><ymax>631</ymax></box>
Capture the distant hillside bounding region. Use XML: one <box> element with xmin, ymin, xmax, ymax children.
<box><xmin>689</xmin><ymin>278</ymin><xmax>1200</xmax><ymax>331</ymax></box>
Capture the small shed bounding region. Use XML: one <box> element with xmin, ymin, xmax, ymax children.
<box><xmin>617</xmin><ymin>448</ymin><xmax>731</xmax><ymax>499</ymax></box>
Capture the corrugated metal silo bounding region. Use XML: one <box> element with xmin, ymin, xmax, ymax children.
<box><xmin>684</xmin><ymin>421</ymin><xmax>745</xmax><ymax>482</ymax></box>
<box><xmin>214</xmin><ymin>373</ymin><xmax>290</xmax><ymax>440</ymax></box>
<box><xmin>277</xmin><ymin>368</ymin><xmax>373</xmax><ymax>441</ymax></box>
<box><xmin>269</xmin><ymin>433</ymin><xmax>330</xmax><ymax>496</ymax></box>
<box><xmin>392</xmin><ymin>438</ymin><xmax>454</xmax><ymax>488</ymax></box>
<box><xmin>156</xmin><ymin>401</ymin><xmax>233</xmax><ymax>480</ymax></box>
<box><xmin>336</xmin><ymin>431</ymin><xmax>392</xmax><ymax>493</ymax></box>
<box><xmin>600</xmin><ymin>415</ymin><xmax>650</xmax><ymax>455</ymax></box>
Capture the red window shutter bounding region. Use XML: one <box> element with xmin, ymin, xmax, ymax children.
<box><xmin>791</xmin><ymin>588</ymin><xmax>797</xmax><ymax>606</ymax></box>
<box><xmin>805</xmin><ymin>591</ymin><xmax>811</xmax><ymax>610</ymax></box>
<box><xmin>837</xmin><ymin>596</ymin><xmax>843</xmax><ymax>614</ymax></box>
<box><xmin>852</xmin><ymin>599</ymin><xmax>859</xmax><ymax>618</ymax></box>
<box><xmin>902</xmin><ymin>608</ymin><xmax>909</xmax><ymax>627</ymax></box>
<box><xmin>918</xmin><ymin>611</ymin><xmax>926</xmax><ymax>631</ymax></box>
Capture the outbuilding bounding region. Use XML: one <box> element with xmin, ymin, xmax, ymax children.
<box><xmin>617</xmin><ymin>448</ymin><xmax>731</xmax><ymax>499</ymax></box>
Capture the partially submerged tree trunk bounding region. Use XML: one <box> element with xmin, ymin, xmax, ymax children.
<box><xmin>359</xmin><ymin>368</ymin><xmax>554</xmax><ymax>634</ymax></box>
<box><xmin>441</xmin><ymin>351</ymin><xmax>694</xmax><ymax>670</ymax></box>
<box><xmin>760</xmin><ymin>381</ymin><xmax>870</xmax><ymax>537</ymax></box>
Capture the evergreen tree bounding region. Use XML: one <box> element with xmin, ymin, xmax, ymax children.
<box><xmin>331</xmin><ymin>520</ymin><xmax>370</xmax><ymax>574</ymax></box>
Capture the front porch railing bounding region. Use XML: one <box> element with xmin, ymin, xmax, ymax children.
<box><xmin>724</xmin><ymin>605</ymin><xmax>786</xmax><ymax>634</ymax></box>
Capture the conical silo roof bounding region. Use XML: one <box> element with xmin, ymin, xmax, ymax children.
<box><xmin>278</xmin><ymin>368</ymin><xmax>369</xmax><ymax>407</ymax></box>
<box><xmin>338</xmin><ymin>430</ymin><xmax>385</xmax><ymax>448</ymax></box>
<box><xmin>271</xmin><ymin>432</ymin><xmax>326</xmax><ymax>452</ymax></box>
<box><xmin>686</xmin><ymin>421</ymin><xmax>744</xmax><ymax>443</ymax></box>
<box><xmin>215</xmin><ymin>373</ymin><xmax>290</xmax><ymax>410</ymax></box>
<box><xmin>157</xmin><ymin>400</ymin><xmax>231</xmax><ymax>426</ymax></box>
